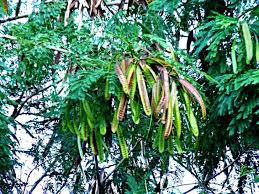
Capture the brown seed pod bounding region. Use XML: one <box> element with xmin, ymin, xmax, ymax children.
<box><xmin>136</xmin><ymin>66</ymin><xmax>151</xmax><ymax>116</ymax></box>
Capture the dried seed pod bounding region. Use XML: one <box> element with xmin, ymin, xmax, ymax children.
<box><xmin>179</xmin><ymin>79</ymin><xmax>206</xmax><ymax>119</ymax></box>
<box><xmin>117</xmin><ymin>94</ymin><xmax>128</xmax><ymax>121</ymax></box>
<box><xmin>115</xmin><ymin>62</ymin><xmax>129</xmax><ymax>95</ymax></box>
<box><xmin>162</xmin><ymin>67</ymin><xmax>169</xmax><ymax>110</ymax></box>
<box><xmin>139</xmin><ymin>60</ymin><xmax>156</xmax><ymax>87</ymax></box>
<box><xmin>136</xmin><ymin>66</ymin><xmax>151</xmax><ymax>116</ymax></box>
<box><xmin>126</xmin><ymin>64</ymin><xmax>136</xmax><ymax>89</ymax></box>
<box><xmin>164</xmin><ymin>87</ymin><xmax>173</xmax><ymax>139</ymax></box>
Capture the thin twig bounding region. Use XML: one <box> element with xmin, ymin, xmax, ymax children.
<box><xmin>0</xmin><ymin>34</ymin><xmax>71</xmax><ymax>53</ymax></box>
<box><xmin>0</xmin><ymin>14</ymin><xmax>29</xmax><ymax>24</ymax></box>
<box><xmin>101</xmin><ymin>139</ymin><xmax>141</xmax><ymax>184</ymax></box>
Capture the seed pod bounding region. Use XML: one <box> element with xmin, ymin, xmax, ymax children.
<box><xmin>255</xmin><ymin>36</ymin><xmax>259</xmax><ymax>64</ymax></box>
<box><xmin>174</xmin><ymin>96</ymin><xmax>182</xmax><ymax>139</ymax></box>
<box><xmin>136</xmin><ymin>66</ymin><xmax>151</xmax><ymax>116</ymax></box>
<box><xmin>179</xmin><ymin>79</ymin><xmax>206</xmax><ymax>119</ymax></box>
<box><xmin>162</xmin><ymin>67</ymin><xmax>169</xmax><ymax>110</ymax></box>
<box><xmin>139</xmin><ymin>60</ymin><xmax>155</xmax><ymax>87</ymax></box>
<box><xmin>188</xmin><ymin>108</ymin><xmax>199</xmax><ymax>137</ymax></box>
<box><xmin>154</xmin><ymin>78</ymin><xmax>161</xmax><ymax>104</ymax></box>
<box><xmin>126</xmin><ymin>64</ymin><xmax>136</xmax><ymax>89</ymax></box>
<box><xmin>231</xmin><ymin>39</ymin><xmax>238</xmax><ymax>74</ymax></box>
<box><xmin>65</xmin><ymin>108</ymin><xmax>74</xmax><ymax>133</ymax></box>
<box><xmin>154</xmin><ymin>85</ymin><xmax>165</xmax><ymax>118</ymax></box>
<box><xmin>90</xmin><ymin>129</ymin><xmax>98</xmax><ymax>155</ymax></box>
<box><xmin>115</xmin><ymin>62</ymin><xmax>129</xmax><ymax>95</ymax></box>
<box><xmin>95</xmin><ymin>129</ymin><xmax>104</xmax><ymax>162</ymax></box>
<box><xmin>153</xmin><ymin>129</ymin><xmax>160</xmax><ymax>149</ymax></box>
<box><xmin>145</xmin><ymin>65</ymin><xmax>158</xmax><ymax>81</ymax></box>
<box><xmin>81</xmin><ymin>118</ymin><xmax>88</xmax><ymax>141</ymax></box>
<box><xmin>117</xmin><ymin>94</ymin><xmax>128</xmax><ymax>121</ymax></box>
<box><xmin>151</xmin><ymin>82</ymin><xmax>157</xmax><ymax>112</ymax></box>
<box><xmin>61</xmin><ymin>120</ymin><xmax>67</xmax><ymax>132</ymax></box>
<box><xmin>182</xmin><ymin>89</ymin><xmax>191</xmax><ymax>115</ymax></box>
<box><xmin>167</xmin><ymin>134</ymin><xmax>174</xmax><ymax>155</ymax></box>
<box><xmin>82</xmin><ymin>100</ymin><xmax>94</xmax><ymax>122</ymax></box>
<box><xmin>112</xmin><ymin>108</ymin><xmax>119</xmax><ymax>133</ymax></box>
<box><xmin>72</xmin><ymin>113</ymin><xmax>81</xmax><ymax>137</ymax></box>
<box><xmin>99</xmin><ymin>117</ymin><xmax>107</xmax><ymax>135</ymax></box>
<box><xmin>105</xmin><ymin>79</ymin><xmax>111</xmax><ymax>100</ymax></box>
<box><xmin>242</xmin><ymin>22</ymin><xmax>253</xmax><ymax>64</ymax></box>
<box><xmin>161</xmin><ymin>109</ymin><xmax>167</xmax><ymax>124</ymax></box>
<box><xmin>164</xmin><ymin>92</ymin><xmax>173</xmax><ymax>139</ymax></box>
<box><xmin>0</xmin><ymin>0</ymin><xmax>8</xmax><ymax>13</ymax></box>
<box><xmin>129</xmin><ymin>71</ymin><xmax>137</xmax><ymax>100</ymax></box>
<box><xmin>120</xmin><ymin>59</ymin><xmax>127</xmax><ymax>73</ymax></box>
<box><xmin>158</xmin><ymin>123</ymin><xmax>165</xmax><ymax>153</ymax></box>
<box><xmin>130</xmin><ymin>99</ymin><xmax>140</xmax><ymax>124</ymax></box>
<box><xmin>87</xmin><ymin>117</ymin><xmax>94</xmax><ymax>129</ymax></box>
<box><xmin>175</xmin><ymin>137</ymin><xmax>183</xmax><ymax>154</ymax></box>
<box><xmin>117</xmin><ymin>126</ymin><xmax>129</xmax><ymax>159</ymax></box>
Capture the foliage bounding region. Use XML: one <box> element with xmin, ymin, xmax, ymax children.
<box><xmin>0</xmin><ymin>0</ymin><xmax>258</xmax><ymax>194</ymax></box>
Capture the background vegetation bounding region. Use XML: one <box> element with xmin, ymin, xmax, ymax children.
<box><xmin>0</xmin><ymin>0</ymin><xmax>258</xmax><ymax>193</ymax></box>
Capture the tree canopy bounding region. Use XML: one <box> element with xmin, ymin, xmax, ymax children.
<box><xmin>0</xmin><ymin>0</ymin><xmax>258</xmax><ymax>193</ymax></box>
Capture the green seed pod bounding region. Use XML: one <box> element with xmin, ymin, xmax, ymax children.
<box><xmin>117</xmin><ymin>126</ymin><xmax>129</xmax><ymax>159</ymax></box>
<box><xmin>167</xmin><ymin>134</ymin><xmax>174</xmax><ymax>155</ymax></box>
<box><xmin>189</xmin><ymin>108</ymin><xmax>199</xmax><ymax>137</ymax></box>
<box><xmin>82</xmin><ymin>100</ymin><xmax>94</xmax><ymax>122</ymax></box>
<box><xmin>105</xmin><ymin>79</ymin><xmax>111</xmax><ymax>101</ymax></box>
<box><xmin>242</xmin><ymin>22</ymin><xmax>253</xmax><ymax>64</ymax></box>
<box><xmin>174</xmin><ymin>97</ymin><xmax>181</xmax><ymax>139</ymax></box>
<box><xmin>99</xmin><ymin>117</ymin><xmax>107</xmax><ymax>135</ymax></box>
<box><xmin>112</xmin><ymin>108</ymin><xmax>119</xmax><ymax>133</ymax></box>
<box><xmin>95</xmin><ymin>129</ymin><xmax>104</xmax><ymax>162</ymax></box>
<box><xmin>231</xmin><ymin>39</ymin><xmax>238</xmax><ymax>74</ymax></box>
<box><xmin>158</xmin><ymin>123</ymin><xmax>165</xmax><ymax>153</ymax></box>
<box><xmin>136</xmin><ymin>66</ymin><xmax>151</xmax><ymax>116</ymax></box>
<box><xmin>130</xmin><ymin>99</ymin><xmax>140</xmax><ymax>124</ymax></box>
<box><xmin>175</xmin><ymin>137</ymin><xmax>183</xmax><ymax>154</ymax></box>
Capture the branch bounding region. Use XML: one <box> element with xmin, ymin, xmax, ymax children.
<box><xmin>0</xmin><ymin>14</ymin><xmax>29</xmax><ymax>24</ymax></box>
<box><xmin>0</xmin><ymin>34</ymin><xmax>71</xmax><ymax>53</ymax></box>
<box><xmin>11</xmin><ymin>85</ymin><xmax>52</xmax><ymax>118</ymax></box>
<box><xmin>101</xmin><ymin>139</ymin><xmax>141</xmax><ymax>184</ymax></box>
<box><xmin>15</xmin><ymin>120</ymin><xmax>35</xmax><ymax>138</ymax></box>
<box><xmin>205</xmin><ymin>143</ymin><xmax>253</xmax><ymax>184</ymax></box>
<box><xmin>0</xmin><ymin>34</ymin><xmax>17</xmax><ymax>40</ymax></box>
<box><xmin>183</xmin><ymin>185</ymin><xmax>199</xmax><ymax>194</ymax></box>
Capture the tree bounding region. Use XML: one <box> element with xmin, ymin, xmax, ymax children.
<box><xmin>0</xmin><ymin>0</ymin><xmax>258</xmax><ymax>193</ymax></box>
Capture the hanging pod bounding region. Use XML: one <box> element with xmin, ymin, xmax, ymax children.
<box><xmin>117</xmin><ymin>126</ymin><xmax>129</xmax><ymax>159</ymax></box>
<box><xmin>136</xmin><ymin>65</ymin><xmax>151</xmax><ymax>116</ymax></box>
<box><xmin>241</xmin><ymin>22</ymin><xmax>253</xmax><ymax>64</ymax></box>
